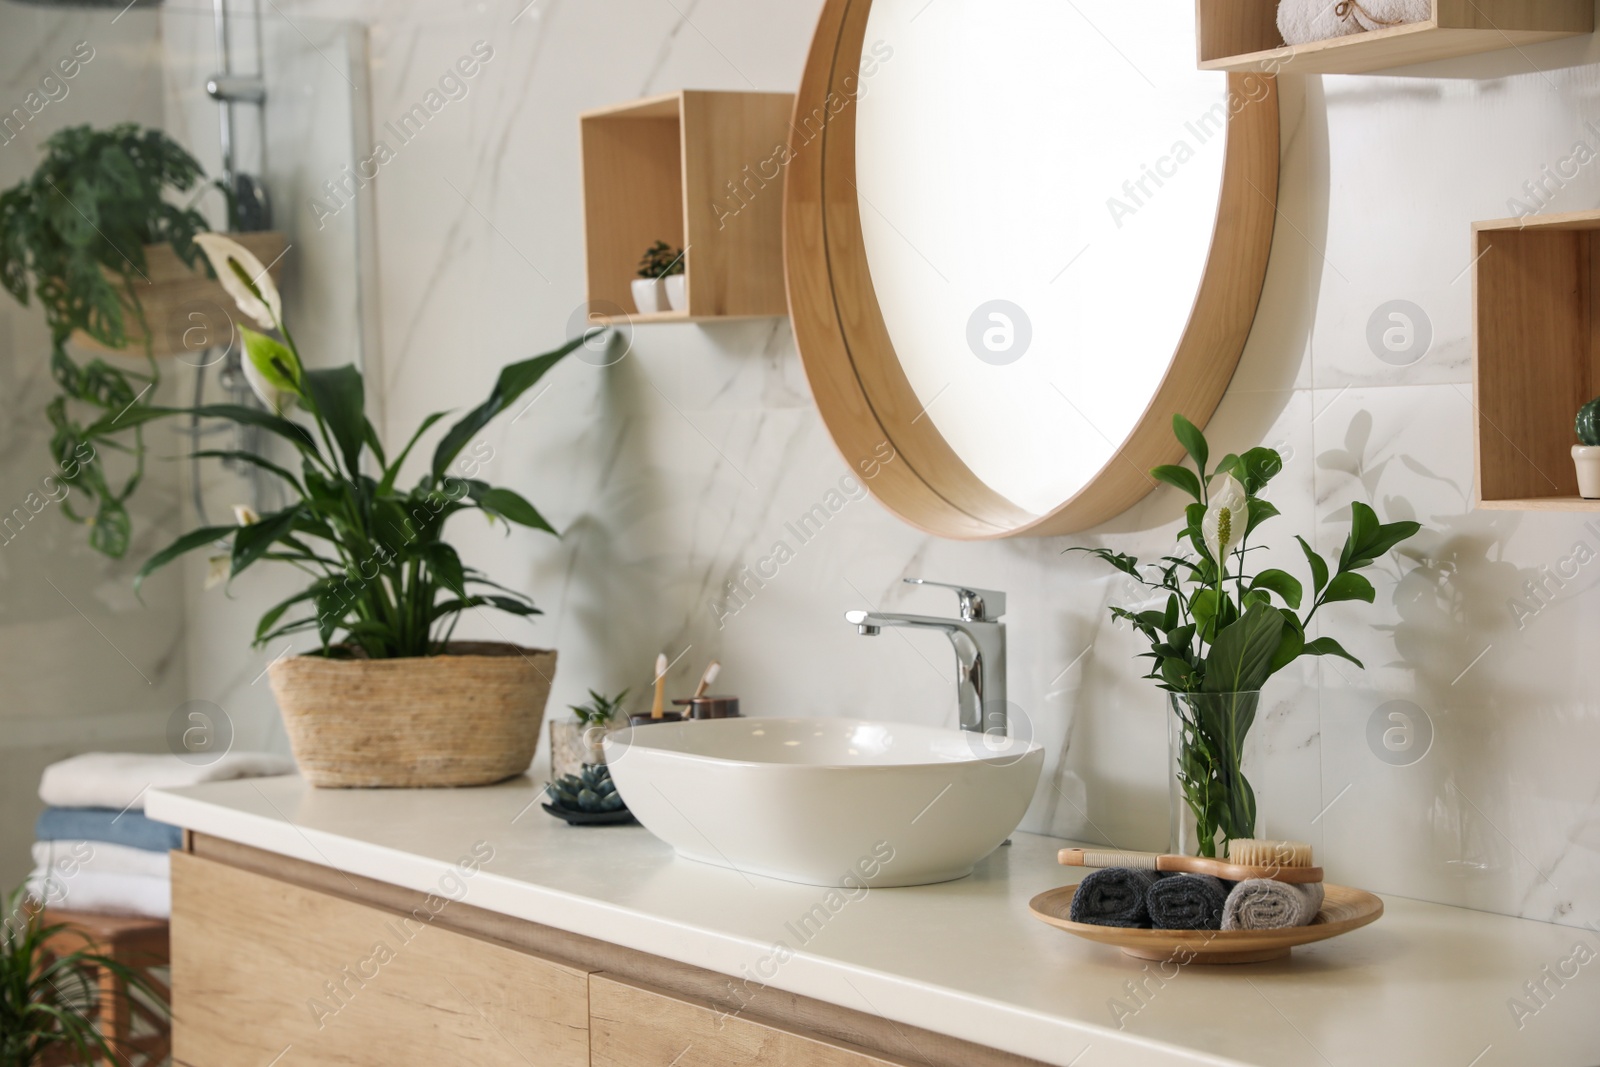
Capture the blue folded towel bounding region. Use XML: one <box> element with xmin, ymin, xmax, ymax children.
<box><xmin>35</xmin><ymin>807</ymin><xmax>182</xmax><ymax>853</ymax></box>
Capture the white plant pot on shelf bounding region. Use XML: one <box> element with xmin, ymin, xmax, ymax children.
<box><xmin>1574</xmin><ymin>445</ymin><xmax>1600</xmax><ymax>499</ymax></box>
<box><xmin>631</xmin><ymin>277</ymin><xmax>668</xmax><ymax>315</ymax></box>
<box><xmin>664</xmin><ymin>273</ymin><xmax>687</xmax><ymax>312</ymax></box>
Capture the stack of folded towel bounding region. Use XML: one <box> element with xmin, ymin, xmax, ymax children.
<box><xmin>1071</xmin><ymin>867</ymin><xmax>1324</xmax><ymax>932</ymax></box>
<box><xmin>27</xmin><ymin>751</ymin><xmax>294</xmax><ymax>919</ymax></box>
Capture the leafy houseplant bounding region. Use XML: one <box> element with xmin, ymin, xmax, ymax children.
<box><xmin>1076</xmin><ymin>415</ymin><xmax>1421</xmax><ymax>858</ymax></box>
<box><xmin>631</xmin><ymin>240</ymin><xmax>686</xmax><ymax>315</ymax></box>
<box><xmin>123</xmin><ymin>234</ymin><xmax>604</xmax><ymax>787</ymax></box>
<box><xmin>1</xmin><ymin>886</ymin><xmax>166</xmax><ymax>1066</ymax></box>
<box><xmin>0</xmin><ymin>124</ymin><xmax>214</xmax><ymax>558</ymax></box>
<box><xmin>551</xmin><ymin>690</ymin><xmax>628</xmax><ymax>780</ymax></box>
<box><xmin>1574</xmin><ymin>396</ymin><xmax>1600</xmax><ymax>499</ymax></box>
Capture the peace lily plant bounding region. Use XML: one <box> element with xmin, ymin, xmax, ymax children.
<box><xmin>1076</xmin><ymin>415</ymin><xmax>1421</xmax><ymax>858</ymax></box>
<box><xmin>109</xmin><ymin>234</ymin><xmax>605</xmax><ymax>786</ymax></box>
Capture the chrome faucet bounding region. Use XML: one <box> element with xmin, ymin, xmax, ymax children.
<box><xmin>845</xmin><ymin>579</ymin><xmax>1008</xmax><ymax>737</ymax></box>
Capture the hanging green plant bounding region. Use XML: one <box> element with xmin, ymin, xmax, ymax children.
<box><xmin>0</xmin><ymin>123</ymin><xmax>212</xmax><ymax>558</ymax></box>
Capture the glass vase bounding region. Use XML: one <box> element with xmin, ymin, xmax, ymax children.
<box><xmin>1167</xmin><ymin>690</ymin><xmax>1263</xmax><ymax>859</ymax></box>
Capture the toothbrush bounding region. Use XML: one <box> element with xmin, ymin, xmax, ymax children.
<box><xmin>651</xmin><ymin>653</ymin><xmax>668</xmax><ymax>719</ymax></box>
<box><xmin>693</xmin><ymin>660</ymin><xmax>721</xmax><ymax>698</ymax></box>
<box><xmin>1058</xmin><ymin>841</ymin><xmax>1322</xmax><ymax>884</ymax></box>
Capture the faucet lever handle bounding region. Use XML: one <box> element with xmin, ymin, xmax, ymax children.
<box><xmin>903</xmin><ymin>578</ymin><xmax>1006</xmax><ymax>621</ymax></box>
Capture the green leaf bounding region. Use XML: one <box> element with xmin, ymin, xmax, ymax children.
<box><xmin>302</xmin><ymin>365</ymin><xmax>366</xmax><ymax>476</ymax></box>
<box><xmin>379</xmin><ymin>411</ymin><xmax>448</xmax><ymax>494</ymax></box>
<box><xmin>1237</xmin><ymin>447</ymin><xmax>1284</xmax><ymax>494</ymax></box>
<box><xmin>1348</xmin><ymin>518</ymin><xmax>1423</xmax><ymax>569</ymax></box>
<box><xmin>230</xmin><ymin>505</ymin><xmax>303</xmax><ymax>578</ymax></box>
<box><xmin>254</xmin><ymin>584</ymin><xmax>327</xmax><ymax>646</ymax></box>
<box><xmin>1341</xmin><ymin>501</ymin><xmax>1379</xmax><ymax>570</ymax></box>
<box><xmin>1302</xmin><ymin>636</ymin><xmax>1364</xmax><ymax>668</ymax></box>
<box><xmin>1246</xmin><ymin>497</ymin><xmax>1280</xmax><ymax>531</ymax></box>
<box><xmin>187</xmin><ymin>449</ymin><xmax>303</xmax><ymax>491</ymax></box>
<box><xmin>1202</xmin><ymin>602</ymin><xmax>1285</xmax><ymax>694</ymax></box>
<box><xmin>473</xmin><ymin>486</ymin><xmax>556</xmax><ymax>534</ymax></box>
<box><xmin>422</xmin><ymin>541</ymin><xmax>466</xmax><ymax>594</ymax></box>
<box><xmin>135</xmin><ymin>523</ymin><xmax>236</xmax><ymax>593</ymax></box>
<box><xmin>1190</xmin><ymin>587</ymin><xmax>1219</xmax><ymax>640</ymax></box>
<box><xmin>1322</xmin><ymin>571</ymin><xmax>1376</xmax><ymax>605</ymax></box>
<box><xmin>1160</xmin><ymin>656</ymin><xmax>1197</xmax><ymax>690</ymax></box>
<box><xmin>1269</xmin><ymin>609</ymin><xmax>1305</xmax><ymax>672</ymax></box>
<box><xmin>1151</xmin><ymin>464</ymin><xmax>1203</xmax><ymax>501</ymax></box>
<box><xmin>1295</xmin><ymin>535</ymin><xmax>1329</xmax><ymax>595</ymax></box>
<box><xmin>1172</xmin><ymin>414</ymin><xmax>1208</xmax><ymax>476</ymax></box>
<box><xmin>431</xmin><ymin>335</ymin><xmax>586</xmax><ymax>478</ymax></box>
<box><xmin>1249</xmin><ymin>568</ymin><xmax>1303</xmax><ymax>610</ymax></box>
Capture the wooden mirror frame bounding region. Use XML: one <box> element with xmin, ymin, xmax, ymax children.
<box><xmin>783</xmin><ymin>0</ymin><xmax>1281</xmax><ymax>539</ymax></box>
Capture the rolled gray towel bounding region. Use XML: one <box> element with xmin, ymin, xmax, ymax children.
<box><xmin>1222</xmin><ymin>878</ymin><xmax>1326</xmax><ymax>931</ymax></box>
<box><xmin>1069</xmin><ymin>867</ymin><xmax>1162</xmax><ymax>928</ymax></box>
<box><xmin>1145</xmin><ymin>873</ymin><xmax>1231</xmax><ymax>930</ymax></box>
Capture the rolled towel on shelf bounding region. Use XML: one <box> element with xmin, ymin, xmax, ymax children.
<box><xmin>1146</xmin><ymin>873</ymin><xmax>1232</xmax><ymax>931</ymax></box>
<box><xmin>26</xmin><ymin>869</ymin><xmax>171</xmax><ymax>920</ymax></box>
<box><xmin>1277</xmin><ymin>0</ymin><xmax>1431</xmax><ymax>46</ymax></box>
<box><xmin>36</xmin><ymin>807</ymin><xmax>183</xmax><ymax>853</ymax></box>
<box><xmin>32</xmin><ymin>840</ymin><xmax>170</xmax><ymax>881</ymax></box>
<box><xmin>1069</xmin><ymin>867</ymin><xmax>1163</xmax><ymax>928</ymax></box>
<box><xmin>1222</xmin><ymin>877</ymin><xmax>1327</xmax><ymax>931</ymax></box>
<box><xmin>39</xmin><ymin>751</ymin><xmax>294</xmax><ymax>812</ymax></box>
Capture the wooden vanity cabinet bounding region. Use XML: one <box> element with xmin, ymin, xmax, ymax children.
<box><xmin>169</xmin><ymin>841</ymin><xmax>1042</xmax><ymax>1067</ymax></box>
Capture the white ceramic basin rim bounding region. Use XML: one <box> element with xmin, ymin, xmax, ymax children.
<box><xmin>603</xmin><ymin>717</ymin><xmax>1044</xmax><ymax>888</ymax></box>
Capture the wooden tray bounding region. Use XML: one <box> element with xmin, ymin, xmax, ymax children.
<box><xmin>1029</xmin><ymin>883</ymin><xmax>1383</xmax><ymax>964</ymax></box>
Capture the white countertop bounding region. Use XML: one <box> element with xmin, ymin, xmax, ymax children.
<box><xmin>150</xmin><ymin>776</ymin><xmax>1600</xmax><ymax>1067</ymax></box>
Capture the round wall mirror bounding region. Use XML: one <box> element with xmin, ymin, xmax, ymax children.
<box><xmin>785</xmin><ymin>0</ymin><xmax>1279</xmax><ymax>538</ymax></box>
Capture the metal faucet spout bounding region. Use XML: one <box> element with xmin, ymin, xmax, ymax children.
<box><xmin>843</xmin><ymin>583</ymin><xmax>1008</xmax><ymax>736</ymax></box>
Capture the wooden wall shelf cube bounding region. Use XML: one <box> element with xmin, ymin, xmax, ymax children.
<box><xmin>1473</xmin><ymin>210</ymin><xmax>1600</xmax><ymax>511</ymax></box>
<box><xmin>580</xmin><ymin>90</ymin><xmax>794</xmax><ymax>324</ymax></box>
<box><xmin>1197</xmin><ymin>0</ymin><xmax>1591</xmax><ymax>74</ymax></box>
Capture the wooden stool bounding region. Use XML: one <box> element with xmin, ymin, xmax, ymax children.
<box><xmin>40</xmin><ymin>909</ymin><xmax>171</xmax><ymax>1066</ymax></box>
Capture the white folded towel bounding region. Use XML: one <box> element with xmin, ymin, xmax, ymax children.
<box><xmin>32</xmin><ymin>840</ymin><xmax>170</xmax><ymax>881</ymax></box>
<box><xmin>39</xmin><ymin>751</ymin><xmax>295</xmax><ymax>811</ymax></box>
<box><xmin>1277</xmin><ymin>0</ymin><xmax>1431</xmax><ymax>46</ymax></box>
<box><xmin>27</xmin><ymin>869</ymin><xmax>171</xmax><ymax>919</ymax></box>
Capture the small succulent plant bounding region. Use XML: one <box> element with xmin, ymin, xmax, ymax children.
<box><xmin>569</xmin><ymin>689</ymin><xmax>627</xmax><ymax>728</ymax></box>
<box><xmin>546</xmin><ymin>763</ymin><xmax>626</xmax><ymax>814</ymax></box>
<box><xmin>1577</xmin><ymin>396</ymin><xmax>1600</xmax><ymax>446</ymax></box>
<box><xmin>636</xmin><ymin>240</ymin><xmax>685</xmax><ymax>279</ymax></box>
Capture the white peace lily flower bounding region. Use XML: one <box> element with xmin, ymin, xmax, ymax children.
<box><xmin>193</xmin><ymin>232</ymin><xmax>281</xmax><ymax>329</ymax></box>
<box><xmin>204</xmin><ymin>555</ymin><xmax>230</xmax><ymax>591</ymax></box>
<box><xmin>241</xmin><ymin>352</ymin><xmax>296</xmax><ymax>414</ymax></box>
<box><xmin>233</xmin><ymin>504</ymin><xmax>260</xmax><ymax>526</ymax></box>
<box><xmin>1202</xmin><ymin>472</ymin><xmax>1250</xmax><ymax>569</ymax></box>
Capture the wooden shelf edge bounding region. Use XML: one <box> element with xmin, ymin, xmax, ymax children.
<box><xmin>1199</xmin><ymin>24</ymin><xmax>1586</xmax><ymax>74</ymax></box>
<box><xmin>1476</xmin><ymin>208</ymin><xmax>1600</xmax><ymax>233</ymax></box>
<box><xmin>590</xmin><ymin>310</ymin><xmax>788</xmax><ymax>325</ymax></box>
<box><xmin>1476</xmin><ymin>497</ymin><xmax>1600</xmax><ymax>512</ymax></box>
<box><xmin>580</xmin><ymin>90</ymin><xmax>682</xmax><ymax>120</ymax></box>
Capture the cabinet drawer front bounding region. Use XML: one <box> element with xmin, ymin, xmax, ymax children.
<box><xmin>590</xmin><ymin>974</ymin><xmax>912</xmax><ymax>1067</ymax></box>
<box><xmin>171</xmin><ymin>852</ymin><xmax>589</xmax><ymax>1067</ymax></box>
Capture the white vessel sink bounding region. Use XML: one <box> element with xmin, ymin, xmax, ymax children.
<box><xmin>603</xmin><ymin>717</ymin><xmax>1043</xmax><ymax>888</ymax></box>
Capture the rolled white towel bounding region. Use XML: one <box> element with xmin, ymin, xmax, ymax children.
<box><xmin>1277</xmin><ymin>0</ymin><xmax>1431</xmax><ymax>46</ymax></box>
<box><xmin>32</xmin><ymin>840</ymin><xmax>170</xmax><ymax>881</ymax></box>
<box><xmin>27</xmin><ymin>869</ymin><xmax>171</xmax><ymax>919</ymax></box>
<box><xmin>39</xmin><ymin>751</ymin><xmax>294</xmax><ymax>811</ymax></box>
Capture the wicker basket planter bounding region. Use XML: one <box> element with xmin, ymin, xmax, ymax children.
<box><xmin>268</xmin><ymin>641</ymin><xmax>556</xmax><ymax>788</ymax></box>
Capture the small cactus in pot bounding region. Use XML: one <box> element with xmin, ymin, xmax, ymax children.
<box><xmin>1574</xmin><ymin>397</ymin><xmax>1600</xmax><ymax>499</ymax></box>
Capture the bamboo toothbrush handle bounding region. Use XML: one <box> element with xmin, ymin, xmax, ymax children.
<box><xmin>1058</xmin><ymin>848</ymin><xmax>1162</xmax><ymax>870</ymax></box>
